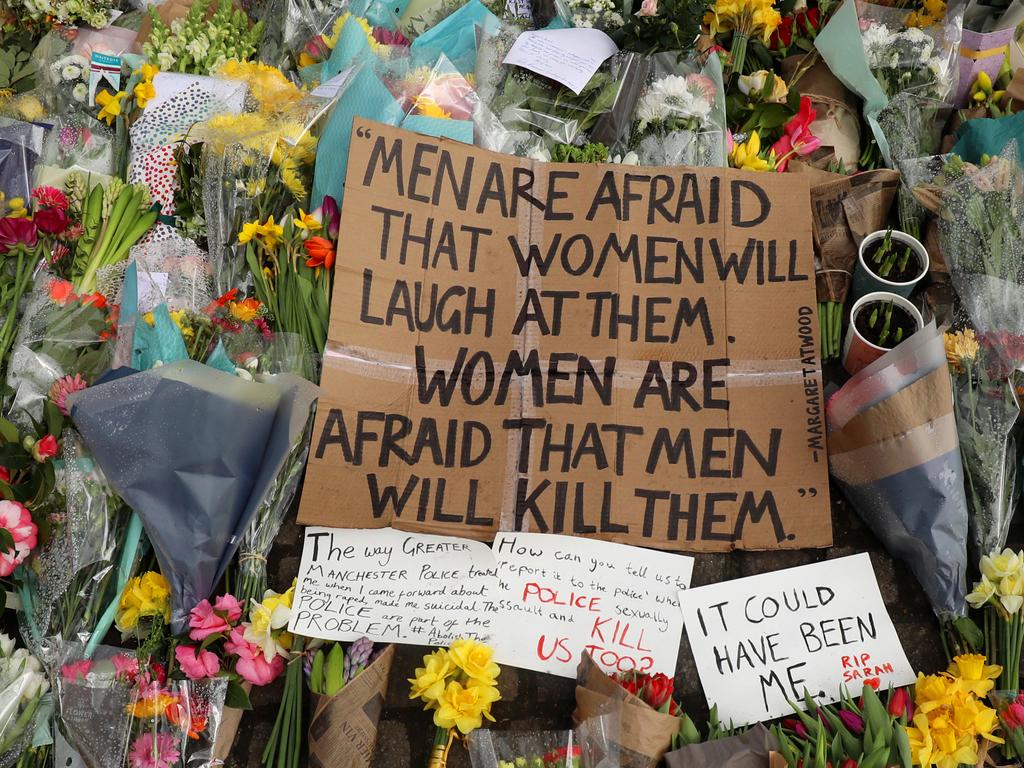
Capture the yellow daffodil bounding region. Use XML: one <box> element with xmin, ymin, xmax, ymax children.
<box><xmin>432</xmin><ymin>680</ymin><xmax>500</xmax><ymax>734</ymax></box>
<box><xmin>136</xmin><ymin>63</ymin><xmax>159</xmax><ymax>83</ymax></box>
<box><xmin>947</xmin><ymin>654</ymin><xmax>1001</xmax><ymax>697</ymax></box>
<box><xmin>115</xmin><ymin>571</ymin><xmax>171</xmax><ymax>632</ymax></box>
<box><xmin>134</xmin><ymin>78</ymin><xmax>156</xmax><ymax>110</ymax></box>
<box><xmin>999</xmin><ymin>571</ymin><xmax>1024</xmax><ymax>615</ymax></box>
<box><xmin>980</xmin><ymin>547</ymin><xmax>1023</xmax><ymax>581</ymax></box>
<box><xmin>95</xmin><ymin>89</ymin><xmax>127</xmax><ymax>126</ymax></box>
<box><xmin>704</xmin><ymin>0</ymin><xmax>781</xmax><ymax>43</ymax></box>
<box><xmin>257</xmin><ymin>216</ymin><xmax>284</xmax><ymax>249</ymax></box>
<box><xmin>409</xmin><ymin>649</ymin><xmax>455</xmax><ymax>705</ymax></box>
<box><xmin>944</xmin><ymin>329</ymin><xmax>979</xmax><ymax>372</ymax></box>
<box><xmin>238</xmin><ymin>220</ymin><xmax>261</xmax><ymax>245</ymax></box>
<box><xmin>243</xmin><ymin>584</ymin><xmax>295</xmax><ymax>661</ymax></box>
<box><xmin>729</xmin><ymin>131</ymin><xmax>775</xmax><ymax>172</ymax></box>
<box><xmin>448</xmin><ymin>639</ymin><xmax>500</xmax><ymax>686</ymax></box>
<box><xmin>966</xmin><ymin>574</ymin><xmax>996</xmax><ymax>609</ymax></box>
<box><xmin>293</xmin><ymin>209</ymin><xmax>321</xmax><ymax>231</ymax></box>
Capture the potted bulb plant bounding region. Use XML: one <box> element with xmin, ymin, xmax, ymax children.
<box><xmin>852</xmin><ymin>228</ymin><xmax>929</xmax><ymax>301</ymax></box>
<box><xmin>842</xmin><ymin>291</ymin><xmax>924</xmax><ymax>375</ymax></box>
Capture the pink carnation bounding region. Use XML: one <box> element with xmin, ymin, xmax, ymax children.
<box><xmin>224</xmin><ymin>626</ymin><xmax>284</xmax><ymax>686</ymax></box>
<box><xmin>112</xmin><ymin>653</ymin><xmax>140</xmax><ymax>682</ymax></box>
<box><xmin>61</xmin><ymin>659</ymin><xmax>93</xmax><ymax>681</ymax></box>
<box><xmin>174</xmin><ymin>645</ymin><xmax>221</xmax><ymax>680</ymax></box>
<box><xmin>0</xmin><ymin>500</ymin><xmax>37</xmax><ymax>577</ymax></box>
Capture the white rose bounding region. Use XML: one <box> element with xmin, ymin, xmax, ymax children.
<box><xmin>20</xmin><ymin>671</ymin><xmax>47</xmax><ymax>702</ymax></box>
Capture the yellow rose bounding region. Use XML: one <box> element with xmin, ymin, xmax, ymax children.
<box><xmin>946</xmin><ymin>654</ymin><xmax>1001</xmax><ymax>698</ymax></box>
<box><xmin>408</xmin><ymin>649</ymin><xmax>454</xmax><ymax>704</ymax></box>
<box><xmin>448</xmin><ymin>638</ymin><xmax>500</xmax><ymax>686</ymax></box>
<box><xmin>115</xmin><ymin>571</ymin><xmax>171</xmax><ymax>631</ymax></box>
<box><xmin>432</xmin><ymin>680</ymin><xmax>500</xmax><ymax>734</ymax></box>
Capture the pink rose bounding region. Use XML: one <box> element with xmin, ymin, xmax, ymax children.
<box><xmin>224</xmin><ymin>626</ymin><xmax>284</xmax><ymax>686</ymax></box>
<box><xmin>174</xmin><ymin>645</ymin><xmax>220</xmax><ymax>681</ymax></box>
<box><xmin>188</xmin><ymin>599</ymin><xmax>231</xmax><ymax>641</ymax></box>
<box><xmin>0</xmin><ymin>500</ymin><xmax>37</xmax><ymax>577</ymax></box>
<box><xmin>213</xmin><ymin>594</ymin><xmax>243</xmax><ymax>624</ymax></box>
<box><xmin>61</xmin><ymin>659</ymin><xmax>93</xmax><ymax>681</ymax></box>
<box><xmin>637</xmin><ymin>0</ymin><xmax>657</xmax><ymax>16</ymax></box>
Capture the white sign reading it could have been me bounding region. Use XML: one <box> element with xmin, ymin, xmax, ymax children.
<box><xmin>678</xmin><ymin>553</ymin><xmax>916</xmax><ymax>726</ymax></box>
<box><xmin>492</xmin><ymin>533</ymin><xmax>693</xmax><ymax>678</ymax></box>
<box><xmin>289</xmin><ymin>527</ymin><xmax>499</xmax><ymax>646</ymax></box>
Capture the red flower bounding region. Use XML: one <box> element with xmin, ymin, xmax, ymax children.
<box><xmin>772</xmin><ymin>96</ymin><xmax>822</xmax><ymax>172</ymax></box>
<box><xmin>770</xmin><ymin>15</ymin><xmax>794</xmax><ymax>49</ymax></box>
<box><xmin>0</xmin><ymin>217</ymin><xmax>37</xmax><ymax>252</ymax></box>
<box><xmin>641</xmin><ymin>672</ymin><xmax>675</xmax><ymax>710</ymax></box>
<box><xmin>0</xmin><ymin>467</ymin><xmax>10</xmax><ymax>484</ymax></box>
<box><xmin>783</xmin><ymin>717</ymin><xmax>809</xmax><ymax>738</ymax></box>
<box><xmin>304</xmin><ymin>236</ymin><xmax>336</xmax><ymax>270</ymax></box>
<box><xmin>32</xmin><ymin>435</ymin><xmax>59</xmax><ymax>462</ymax></box>
<box><xmin>33</xmin><ymin>206</ymin><xmax>68</xmax><ymax>235</ymax></box>
<box><xmin>840</xmin><ymin>760</ymin><xmax>858</xmax><ymax>768</ymax></box>
<box><xmin>49</xmin><ymin>279</ymin><xmax>76</xmax><ymax>305</ymax></box>
<box><xmin>1003</xmin><ymin>702</ymin><xmax>1024</xmax><ymax>730</ymax></box>
<box><xmin>215</xmin><ymin>288</ymin><xmax>239</xmax><ymax>307</ymax></box>
<box><xmin>80</xmin><ymin>292</ymin><xmax>107</xmax><ymax>309</ymax></box>
<box><xmin>887</xmin><ymin>687</ymin><xmax>914</xmax><ymax>720</ymax></box>
<box><xmin>32</xmin><ymin>186</ymin><xmax>69</xmax><ymax>211</ymax></box>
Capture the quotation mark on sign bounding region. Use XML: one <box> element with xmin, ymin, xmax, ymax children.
<box><xmin>356</xmin><ymin>126</ymin><xmax>373</xmax><ymax>139</ymax></box>
<box><xmin>797</xmin><ymin>488</ymin><xmax>818</xmax><ymax>497</ymax></box>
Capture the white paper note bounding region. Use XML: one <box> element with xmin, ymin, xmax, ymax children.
<box><xmin>289</xmin><ymin>527</ymin><xmax>499</xmax><ymax>646</ymax></box>
<box><xmin>503</xmin><ymin>28</ymin><xmax>618</xmax><ymax>94</ymax></box>
<box><xmin>492</xmin><ymin>533</ymin><xmax>693</xmax><ymax>679</ymax></box>
<box><xmin>678</xmin><ymin>553</ymin><xmax>916</xmax><ymax>726</ymax></box>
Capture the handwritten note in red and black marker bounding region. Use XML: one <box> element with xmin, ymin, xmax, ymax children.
<box><xmin>678</xmin><ymin>553</ymin><xmax>915</xmax><ymax>726</ymax></box>
<box><xmin>492</xmin><ymin>533</ymin><xmax>693</xmax><ymax>678</ymax></box>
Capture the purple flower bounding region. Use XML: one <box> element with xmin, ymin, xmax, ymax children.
<box><xmin>321</xmin><ymin>195</ymin><xmax>339</xmax><ymax>239</ymax></box>
<box><xmin>838</xmin><ymin>709</ymin><xmax>864</xmax><ymax>735</ymax></box>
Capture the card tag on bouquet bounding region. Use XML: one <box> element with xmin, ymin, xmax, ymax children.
<box><xmin>88</xmin><ymin>52</ymin><xmax>122</xmax><ymax>107</ymax></box>
<box><xmin>503</xmin><ymin>28</ymin><xmax>618</xmax><ymax>94</ymax></box>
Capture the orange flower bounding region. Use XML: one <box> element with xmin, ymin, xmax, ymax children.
<box><xmin>229</xmin><ymin>297</ymin><xmax>261</xmax><ymax>322</ymax></box>
<box><xmin>81</xmin><ymin>292</ymin><xmax>107</xmax><ymax>309</ymax></box>
<box><xmin>303</xmin><ymin>236</ymin><xmax>335</xmax><ymax>270</ymax></box>
<box><xmin>166</xmin><ymin>700</ymin><xmax>207</xmax><ymax>739</ymax></box>
<box><xmin>49</xmin><ymin>279</ymin><xmax>76</xmax><ymax>305</ymax></box>
<box><xmin>128</xmin><ymin>688</ymin><xmax>179</xmax><ymax>719</ymax></box>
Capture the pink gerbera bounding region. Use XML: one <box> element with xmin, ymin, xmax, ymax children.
<box><xmin>0</xmin><ymin>500</ymin><xmax>37</xmax><ymax>577</ymax></box>
<box><xmin>128</xmin><ymin>732</ymin><xmax>180</xmax><ymax>768</ymax></box>
<box><xmin>48</xmin><ymin>374</ymin><xmax>88</xmax><ymax>416</ymax></box>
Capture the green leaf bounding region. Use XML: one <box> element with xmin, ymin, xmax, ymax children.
<box><xmin>0</xmin><ymin>420</ymin><xmax>18</xmax><ymax>444</ymax></box>
<box><xmin>953</xmin><ymin>616</ymin><xmax>983</xmax><ymax>651</ymax></box>
<box><xmin>225</xmin><ymin>679</ymin><xmax>252</xmax><ymax>710</ymax></box>
<box><xmin>0</xmin><ymin>527</ymin><xmax>14</xmax><ymax>552</ymax></box>
<box><xmin>43</xmin><ymin>403</ymin><xmax>63</xmax><ymax>440</ymax></box>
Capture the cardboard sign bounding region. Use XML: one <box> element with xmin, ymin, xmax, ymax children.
<box><xmin>678</xmin><ymin>553</ymin><xmax>915</xmax><ymax>726</ymax></box>
<box><xmin>289</xmin><ymin>527</ymin><xmax>499</xmax><ymax>645</ymax></box>
<box><xmin>298</xmin><ymin>120</ymin><xmax>831</xmax><ymax>553</ymax></box>
<box><xmin>492</xmin><ymin>533</ymin><xmax>692</xmax><ymax>678</ymax></box>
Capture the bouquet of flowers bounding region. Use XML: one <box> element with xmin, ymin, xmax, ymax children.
<box><xmin>966</xmin><ymin>548</ymin><xmax>1024</xmax><ymax>693</ymax></box>
<box><xmin>772</xmin><ymin>684</ymin><xmax>913</xmax><ymax>767</ymax></box>
<box><xmin>861</xmin><ymin>20</ymin><xmax>953</xmax><ymax>101</ymax></box>
<box><xmin>468</xmin><ymin>718</ymin><xmax>622</xmax><ymax>768</ymax></box>
<box><xmin>992</xmin><ymin>690</ymin><xmax>1024</xmax><ymax>758</ymax></box>
<box><xmin>629</xmin><ymin>52</ymin><xmax>727</xmax><ymax>167</ymax></box>
<box><xmin>4</xmin><ymin>0</ymin><xmax>114</xmax><ymax>30</ymax></box>
<box><xmin>143</xmin><ymin>0</ymin><xmax>266</xmax><ymax>75</ymax></box>
<box><xmin>930</xmin><ymin>151</ymin><xmax>1024</xmax><ymax>558</ymax></box>
<box><xmin>408</xmin><ymin>638</ymin><xmax>502</xmax><ymax>768</ymax></box>
<box><xmin>0</xmin><ymin>633</ymin><xmax>49</xmax><ymax>768</ymax></box>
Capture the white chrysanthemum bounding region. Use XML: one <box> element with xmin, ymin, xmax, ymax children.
<box><xmin>61</xmin><ymin>64</ymin><xmax>82</xmax><ymax>81</ymax></box>
<box><xmin>72</xmin><ymin>83</ymin><xmax>88</xmax><ymax>103</ymax></box>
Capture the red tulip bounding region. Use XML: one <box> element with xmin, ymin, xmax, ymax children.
<box><xmin>641</xmin><ymin>672</ymin><xmax>675</xmax><ymax>709</ymax></box>
<box><xmin>887</xmin><ymin>687</ymin><xmax>914</xmax><ymax>720</ymax></box>
<box><xmin>304</xmin><ymin>236</ymin><xmax>336</xmax><ymax>270</ymax></box>
<box><xmin>0</xmin><ymin>217</ymin><xmax>37</xmax><ymax>252</ymax></box>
